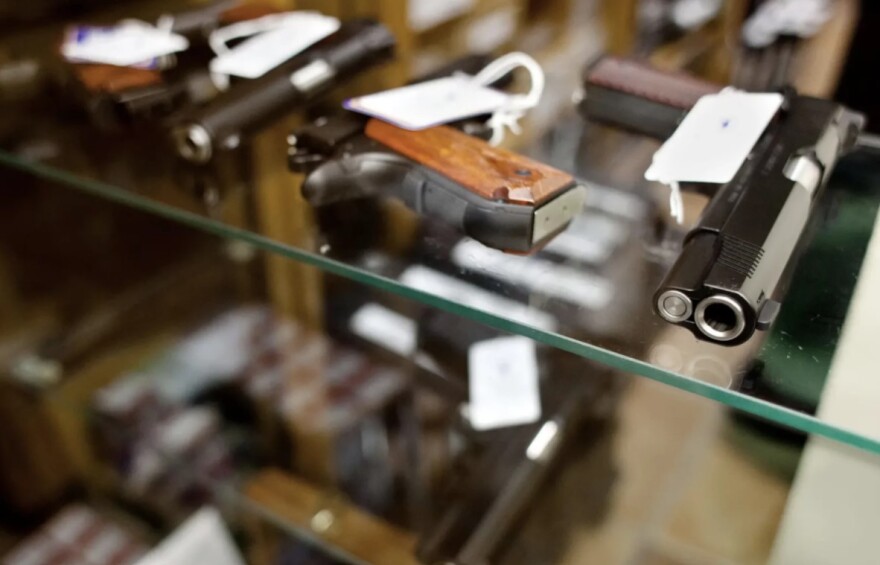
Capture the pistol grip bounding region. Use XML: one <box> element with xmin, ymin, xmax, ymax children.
<box><xmin>302</xmin><ymin>151</ymin><xmax>545</xmax><ymax>252</ymax></box>
<box><xmin>579</xmin><ymin>56</ymin><xmax>721</xmax><ymax>140</ymax></box>
<box><xmin>365</xmin><ymin>119</ymin><xmax>575</xmax><ymax>206</ymax></box>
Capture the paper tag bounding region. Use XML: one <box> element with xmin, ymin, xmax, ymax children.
<box><xmin>62</xmin><ymin>23</ymin><xmax>188</xmax><ymax>67</ymax></box>
<box><xmin>135</xmin><ymin>508</ymin><xmax>245</xmax><ymax>565</ymax></box>
<box><xmin>350</xmin><ymin>304</ymin><xmax>416</xmax><ymax>356</ymax></box>
<box><xmin>209</xmin><ymin>13</ymin><xmax>339</xmax><ymax>79</ymax></box>
<box><xmin>344</xmin><ymin>75</ymin><xmax>510</xmax><ymax>130</ymax></box>
<box><xmin>468</xmin><ymin>336</ymin><xmax>541</xmax><ymax>430</ymax></box>
<box><xmin>645</xmin><ymin>89</ymin><xmax>783</xmax><ymax>184</ymax></box>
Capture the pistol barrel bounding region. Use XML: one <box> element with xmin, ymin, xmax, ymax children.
<box><xmin>654</xmin><ymin>97</ymin><xmax>864</xmax><ymax>344</ymax></box>
<box><xmin>173</xmin><ymin>19</ymin><xmax>394</xmax><ymax>163</ymax></box>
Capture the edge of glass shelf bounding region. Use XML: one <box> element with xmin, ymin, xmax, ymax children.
<box><xmin>6</xmin><ymin>150</ymin><xmax>880</xmax><ymax>456</ymax></box>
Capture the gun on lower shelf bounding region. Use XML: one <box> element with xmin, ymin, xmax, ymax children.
<box><xmin>172</xmin><ymin>19</ymin><xmax>395</xmax><ymax>163</ymax></box>
<box><xmin>416</xmin><ymin>379</ymin><xmax>615</xmax><ymax>565</ymax></box>
<box><xmin>578</xmin><ymin>55</ymin><xmax>865</xmax><ymax>345</ymax></box>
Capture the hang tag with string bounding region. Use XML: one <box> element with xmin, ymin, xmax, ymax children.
<box><xmin>343</xmin><ymin>52</ymin><xmax>545</xmax><ymax>146</ymax></box>
<box><xmin>645</xmin><ymin>88</ymin><xmax>783</xmax><ymax>223</ymax></box>
<box><xmin>209</xmin><ymin>12</ymin><xmax>340</xmax><ymax>79</ymax></box>
<box><xmin>61</xmin><ymin>21</ymin><xmax>189</xmax><ymax>67</ymax></box>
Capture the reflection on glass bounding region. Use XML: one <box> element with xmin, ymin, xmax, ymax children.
<box><xmin>0</xmin><ymin>176</ymin><xmax>865</xmax><ymax>565</ymax></box>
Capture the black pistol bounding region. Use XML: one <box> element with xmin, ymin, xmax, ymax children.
<box><xmin>579</xmin><ymin>56</ymin><xmax>865</xmax><ymax>345</ymax></box>
<box><xmin>172</xmin><ymin>19</ymin><xmax>395</xmax><ymax>163</ymax></box>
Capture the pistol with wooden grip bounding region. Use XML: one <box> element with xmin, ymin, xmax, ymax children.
<box><xmin>579</xmin><ymin>56</ymin><xmax>865</xmax><ymax>345</ymax></box>
<box><xmin>288</xmin><ymin>114</ymin><xmax>585</xmax><ymax>253</ymax></box>
<box><xmin>64</xmin><ymin>2</ymin><xmax>279</xmax><ymax>128</ymax></box>
<box><xmin>68</xmin><ymin>64</ymin><xmax>191</xmax><ymax>129</ymax></box>
<box><xmin>173</xmin><ymin>19</ymin><xmax>395</xmax><ymax>163</ymax></box>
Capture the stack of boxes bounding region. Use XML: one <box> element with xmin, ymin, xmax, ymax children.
<box><xmin>88</xmin><ymin>305</ymin><xmax>408</xmax><ymax>516</ymax></box>
<box><xmin>1</xmin><ymin>506</ymin><xmax>148</xmax><ymax>565</ymax></box>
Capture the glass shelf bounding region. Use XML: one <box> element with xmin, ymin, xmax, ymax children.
<box><xmin>3</xmin><ymin>182</ymin><xmax>849</xmax><ymax>565</ymax></box>
<box><xmin>3</xmin><ymin>107</ymin><xmax>880</xmax><ymax>457</ymax></box>
<box><xmin>3</xmin><ymin>1</ymin><xmax>880</xmax><ymax>562</ymax></box>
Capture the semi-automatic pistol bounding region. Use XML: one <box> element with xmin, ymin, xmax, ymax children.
<box><xmin>579</xmin><ymin>55</ymin><xmax>865</xmax><ymax>345</ymax></box>
<box><xmin>289</xmin><ymin>114</ymin><xmax>586</xmax><ymax>253</ymax></box>
<box><xmin>172</xmin><ymin>19</ymin><xmax>395</xmax><ymax>163</ymax></box>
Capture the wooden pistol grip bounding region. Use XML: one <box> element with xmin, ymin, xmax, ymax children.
<box><xmin>72</xmin><ymin>64</ymin><xmax>163</xmax><ymax>94</ymax></box>
<box><xmin>585</xmin><ymin>56</ymin><xmax>721</xmax><ymax>112</ymax></box>
<box><xmin>365</xmin><ymin>119</ymin><xmax>574</xmax><ymax>206</ymax></box>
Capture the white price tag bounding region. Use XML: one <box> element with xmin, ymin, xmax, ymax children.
<box><xmin>645</xmin><ymin>89</ymin><xmax>783</xmax><ymax>184</ymax></box>
<box><xmin>468</xmin><ymin>336</ymin><xmax>541</xmax><ymax>430</ymax></box>
<box><xmin>135</xmin><ymin>508</ymin><xmax>244</xmax><ymax>565</ymax></box>
<box><xmin>344</xmin><ymin>75</ymin><xmax>511</xmax><ymax>130</ymax></box>
<box><xmin>62</xmin><ymin>23</ymin><xmax>188</xmax><ymax>67</ymax></box>
<box><xmin>210</xmin><ymin>13</ymin><xmax>340</xmax><ymax>79</ymax></box>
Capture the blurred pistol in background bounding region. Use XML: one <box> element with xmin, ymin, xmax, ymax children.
<box><xmin>64</xmin><ymin>2</ymin><xmax>283</xmax><ymax>129</ymax></box>
<box><xmin>578</xmin><ymin>56</ymin><xmax>865</xmax><ymax>345</ymax></box>
<box><xmin>172</xmin><ymin>19</ymin><xmax>395</xmax><ymax>163</ymax></box>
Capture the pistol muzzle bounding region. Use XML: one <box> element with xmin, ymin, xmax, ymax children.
<box><xmin>173</xmin><ymin>123</ymin><xmax>213</xmax><ymax>164</ymax></box>
<box><xmin>693</xmin><ymin>294</ymin><xmax>747</xmax><ymax>343</ymax></box>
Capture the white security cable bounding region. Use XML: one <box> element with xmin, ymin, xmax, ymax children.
<box><xmin>468</xmin><ymin>52</ymin><xmax>545</xmax><ymax>146</ymax></box>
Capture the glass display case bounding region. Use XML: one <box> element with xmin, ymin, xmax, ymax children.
<box><xmin>0</xmin><ymin>0</ymin><xmax>877</xmax><ymax>563</ymax></box>
<box><xmin>4</xmin><ymin>167</ymin><xmax>879</xmax><ymax>565</ymax></box>
<box><xmin>4</xmin><ymin>70</ymin><xmax>880</xmax><ymax>453</ymax></box>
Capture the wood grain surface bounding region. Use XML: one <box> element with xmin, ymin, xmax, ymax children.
<box><xmin>245</xmin><ymin>469</ymin><xmax>419</xmax><ymax>565</ymax></box>
<box><xmin>366</xmin><ymin>119</ymin><xmax>574</xmax><ymax>205</ymax></box>
<box><xmin>73</xmin><ymin>64</ymin><xmax>162</xmax><ymax>93</ymax></box>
